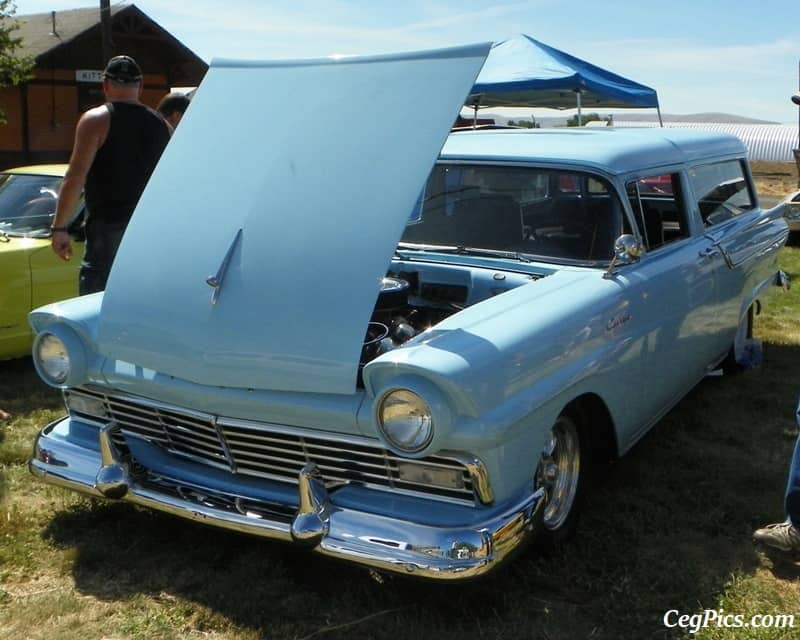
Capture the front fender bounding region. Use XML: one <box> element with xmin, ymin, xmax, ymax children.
<box><xmin>29</xmin><ymin>291</ymin><xmax>104</xmax><ymax>343</ymax></box>
<box><xmin>28</xmin><ymin>292</ymin><xmax>105</xmax><ymax>384</ymax></box>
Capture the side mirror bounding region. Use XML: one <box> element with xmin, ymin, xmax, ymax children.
<box><xmin>605</xmin><ymin>234</ymin><xmax>644</xmax><ymax>276</ymax></box>
<box><xmin>784</xmin><ymin>200</ymin><xmax>800</xmax><ymax>228</ymax></box>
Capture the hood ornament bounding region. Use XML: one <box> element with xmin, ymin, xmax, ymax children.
<box><xmin>206</xmin><ymin>228</ymin><xmax>243</xmax><ymax>305</ymax></box>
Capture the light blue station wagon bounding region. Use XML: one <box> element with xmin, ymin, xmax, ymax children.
<box><xmin>28</xmin><ymin>44</ymin><xmax>788</xmax><ymax>580</ymax></box>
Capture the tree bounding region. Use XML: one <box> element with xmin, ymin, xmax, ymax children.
<box><xmin>507</xmin><ymin>119</ymin><xmax>540</xmax><ymax>129</ymax></box>
<box><xmin>565</xmin><ymin>113</ymin><xmax>611</xmax><ymax>127</ymax></box>
<box><xmin>0</xmin><ymin>0</ymin><xmax>34</xmax><ymax>123</ymax></box>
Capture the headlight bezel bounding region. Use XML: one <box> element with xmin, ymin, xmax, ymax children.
<box><xmin>376</xmin><ymin>388</ymin><xmax>435</xmax><ymax>454</ymax></box>
<box><xmin>32</xmin><ymin>326</ymin><xmax>87</xmax><ymax>389</ymax></box>
<box><xmin>34</xmin><ymin>333</ymin><xmax>70</xmax><ymax>385</ymax></box>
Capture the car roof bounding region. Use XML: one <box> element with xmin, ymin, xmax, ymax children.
<box><xmin>3</xmin><ymin>164</ymin><xmax>68</xmax><ymax>177</ymax></box>
<box><xmin>440</xmin><ymin>127</ymin><xmax>747</xmax><ymax>175</ymax></box>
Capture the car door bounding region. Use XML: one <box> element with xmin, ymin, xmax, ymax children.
<box><xmin>622</xmin><ymin>171</ymin><xmax>723</xmax><ymax>426</ymax></box>
<box><xmin>29</xmin><ymin>239</ymin><xmax>82</xmax><ymax>309</ymax></box>
<box><xmin>0</xmin><ymin>237</ymin><xmax>83</xmax><ymax>360</ymax></box>
<box><xmin>0</xmin><ymin>238</ymin><xmax>36</xmax><ymax>358</ymax></box>
<box><xmin>688</xmin><ymin>159</ymin><xmax>788</xmax><ymax>355</ymax></box>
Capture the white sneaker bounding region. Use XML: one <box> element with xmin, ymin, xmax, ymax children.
<box><xmin>753</xmin><ymin>521</ymin><xmax>800</xmax><ymax>552</ymax></box>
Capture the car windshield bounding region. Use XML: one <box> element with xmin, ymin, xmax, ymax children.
<box><xmin>401</xmin><ymin>164</ymin><xmax>626</xmax><ymax>264</ymax></box>
<box><xmin>0</xmin><ymin>173</ymin><xmax>62</xmax><ymax>236</ymax></box>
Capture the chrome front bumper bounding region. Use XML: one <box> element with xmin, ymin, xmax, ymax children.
<box><xmin>30</xmin><ymin>418</ymin><xmax>546</xmax><ymax>580</ymax></box>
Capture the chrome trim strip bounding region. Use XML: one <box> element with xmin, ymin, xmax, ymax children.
<box><xmin>219</xmin><ymin>415</ymin><xmax>390</xmax><ymax>447</ymax></box>
<box><xmin>29</xmin><ymin>418</ymin><xmax>543</xmax><ymax>581</ymax></box>
<box><xmin>123</xmin><ymin>432</ymin><xmax>233</xmax><ymax>472</ymax></box>
<box><xmin>445</xmin><ymin>452</ymin><xmax>494</xmax><ymax>504</ymax></box>
<box><xmin>79</xmin><ymin>387</ymin><xmax>216</xmax><ymax>421</ymax></box>
<box><xmin>206</xmin><ymin>227</ymin><xmax>243</xmax><ymax>305</ymax></box>
<box><xmin>212</xmin><ymin>415</ymin><xmax>238</xmax><ymax>473</ymax></box>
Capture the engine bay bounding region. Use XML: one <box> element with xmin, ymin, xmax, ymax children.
<box><xmin>358</xmin><ymin>263</ymin><xmax>545</xmax><ymax>383</ymax></box>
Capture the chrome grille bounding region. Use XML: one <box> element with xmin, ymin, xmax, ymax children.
<box><xmin>66</xmin><ymin>387</ymin><xmax>477</xmax><ymax>504</ymax></box>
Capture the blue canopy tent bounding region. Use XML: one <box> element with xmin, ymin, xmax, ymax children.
<box><xmin>468</xmin><ymin>34</ymin><xmax>662</xmax><ymax>126</ymax></box>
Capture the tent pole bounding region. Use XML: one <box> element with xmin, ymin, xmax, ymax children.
<box><xmin>472</xmin><ymin>95</ymin><xmax>481</xmax><ymax>128</ymax></box>
<box><xmin>656</xmin><ymin>102</ymin><xmax>664</xmax><ymax>127</ymax></box>
<box><xmin>576</xmin><ymin>90</ymin><xmax>582</xmax><ymax>126</ymax></box>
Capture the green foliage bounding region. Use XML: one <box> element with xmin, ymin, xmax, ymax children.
<box><xmin>0</xmin><ymin>0</ymin><xmax>35</xmax><ymax>123</ymax></box>
<box><xmin>507</xmin><ymin>119</ymin><xmax>540</xmax><ymax>128</ymax></box>
<box><xmin>566</xmin><ymin>112</ymin><xmax>611</xmax><ymax>127</ymax></box>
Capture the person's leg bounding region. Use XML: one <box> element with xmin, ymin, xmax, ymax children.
<box><xmin>78</xmin><ymin>220</ymin><xmax>126</xmax><ymax>295</ymax></box>
<box><xmin>754</xmin><ymin>429</ymin><xmax>800</xmax><ymax>552</ymax></box>
<box><xmin>78</xmin><ymin>265</ymin><xmax>108</xmax><ymax>295</ymax></box>
<box><xmin>785</xmin><ymin>433</ymin><xmax>800</xmax><ymax>526</ymax></box>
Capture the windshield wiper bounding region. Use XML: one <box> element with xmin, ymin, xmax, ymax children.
<box><xmin>397</xmin><ymin>243</ymin><xmax>531</xmax><ymax>263</ymax></box>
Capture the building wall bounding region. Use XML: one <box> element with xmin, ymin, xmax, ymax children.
<box><xmin>0</xmin><ymin>68</ymin><xmax>171</xmax><ymax>169</ymax></box>
<box><xmin>0</xmin><ymin>86</ymin><xmax>24</xmax><ymax>154</ymax></box>
<box><xmin>1</xmin><ymin>4</ymin><xmax>207</xmax><ymax>168</ymax></box>
<box><xmin>28</xmin><ymin>84</ymin><xmax>79</xmax><ymax>152</ymax></box>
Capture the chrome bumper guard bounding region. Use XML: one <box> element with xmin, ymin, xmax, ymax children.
<box><xmin>30</xmin><ymin>419</ymin><xmax>545</xmax><ymax>580</ymax></box>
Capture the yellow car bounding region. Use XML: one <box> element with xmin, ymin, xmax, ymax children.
<box><xmin>0</xmin><ymin>165</ymin><xmax>83</xmax><ymax>360</ymax></box>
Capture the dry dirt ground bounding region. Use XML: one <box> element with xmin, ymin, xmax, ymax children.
<box><xmin>751</xmin><ymin>160</ymin><xmax>799</xmax><ymax>196</ymax></box>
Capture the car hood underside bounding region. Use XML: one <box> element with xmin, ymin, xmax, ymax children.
<box><xmin>95</xmin><ymin>45</ymin><xmax>490</xmax><ymax>395</ymax></box>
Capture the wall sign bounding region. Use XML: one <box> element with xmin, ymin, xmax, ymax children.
<box><xmin>76</xmin><ymin>70</ymin><xmax>103</xmax><ymax>83</ymax></box>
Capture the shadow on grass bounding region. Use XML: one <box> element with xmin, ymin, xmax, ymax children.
<box><xmin>38</xmin><ymin>343</ymin><xmax>800</xmax><ymax>640</ymax></box>
<box><xmin>0</xmin><ymin>357</ymin><xmax>63</xmax><ymax>502</ymax></box>
<box><xmin>0</xmin><ymin>356</ymin><xmax>63</xmax><ymax>412</ymax></box>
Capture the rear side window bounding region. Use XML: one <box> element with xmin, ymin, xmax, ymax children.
<box><xmin>626</xmin><ymin>173</ymin><xmax>688</xmax><ymax>251</ymax></box>
<box><xmin>688</xmin><ymin>160</ymin><xmax>754</xmax><ymax>226</ymax></box>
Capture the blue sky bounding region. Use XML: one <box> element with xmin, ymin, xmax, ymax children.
<box><xmin>14</xmin><ymin>0</ymin><xmax>800</xmax><ymax>124</ymax></box>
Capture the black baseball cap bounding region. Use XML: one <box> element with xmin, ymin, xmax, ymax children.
<box><xmin>103</xmin><ymin>55</ymin><xmax>142</xmax><ymax>83</ymax></box>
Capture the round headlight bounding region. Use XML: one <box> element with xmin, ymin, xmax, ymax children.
<box><xmin>35</xmin><ymin>333</ymin><xmax>70</xmax><ymax>385</ymax></box>
<box><xmin>378</xmin><ymin>389</ymin><xmax>434</xmax><ymax>453</ymax></box>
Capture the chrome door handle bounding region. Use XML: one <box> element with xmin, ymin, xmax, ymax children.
<box><xmin>698</xmin><ymin>245</ymin><xmax>720</xmax><ymax>260</ymax></box>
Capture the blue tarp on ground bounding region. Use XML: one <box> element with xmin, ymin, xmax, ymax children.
<box><xmin>468</xmin><ymin>34</ymin><xmax>659</xmax><ymax>110</ymax></box>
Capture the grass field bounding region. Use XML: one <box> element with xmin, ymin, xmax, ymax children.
<box><xmin>750</xmin><ymin>161</ymin><xmax>798</xmax><ymax>197</ymax></box>
<box><xmin>2</xmin><ymin>171</ymin><xmax>800</xmax><ymax>639</ymax></box>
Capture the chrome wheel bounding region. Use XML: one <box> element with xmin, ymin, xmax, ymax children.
<box><xmin>540</xmin><ymin>414</ymin><xmax>581</xmax><ymax>531</ymax></box>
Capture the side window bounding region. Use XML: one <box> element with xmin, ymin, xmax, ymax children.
<box><xmin>688</xmin><ymin>160</ymin><xmax>754</xmax><ymax>226</ymax></box>
<box><xmin>587</xmin><ymin>177</ymin><xmax>608</xmax><ymax>195</ymax></box>
<box><xmin>402</xmin><ymin>165</ymin><xmax>625</xmax><ymax>260</ymax></box>
<box><xmin>626</xmin><ymin>173</ymin><xmax>688</xmax><ymax>251</ymax></box>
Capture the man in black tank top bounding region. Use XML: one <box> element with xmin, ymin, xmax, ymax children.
<box><xmin>50</xmin><ymin>55</ymin><xmax>171</xmax><ymax>294</ymax></box>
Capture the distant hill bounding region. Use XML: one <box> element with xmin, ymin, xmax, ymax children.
<box><xmin>486</xmin><ymin>112</ymin><xmax>778</xmax><ymax>126</ymax></box>
<box><xmin>615</xmin><ymin>112</ymin><xmax>777</xmax><ymax>124</ymax></box>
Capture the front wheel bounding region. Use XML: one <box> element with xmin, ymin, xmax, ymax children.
<box><xmin>537</xmin><ymin>409</ymin><xmax>590</xmax><ymax>546</ymax></box>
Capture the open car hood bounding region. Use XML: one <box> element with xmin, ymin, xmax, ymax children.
<box><xmin>96</xmin><ymin>44</ymin><xmax>490</xmax><ymax>394</ymax></box>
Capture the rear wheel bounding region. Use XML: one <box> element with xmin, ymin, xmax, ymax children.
<box><xmin>537</xmin><ymin>408</ymin><xmax>590</xmax><ymax>546</ymax></box>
